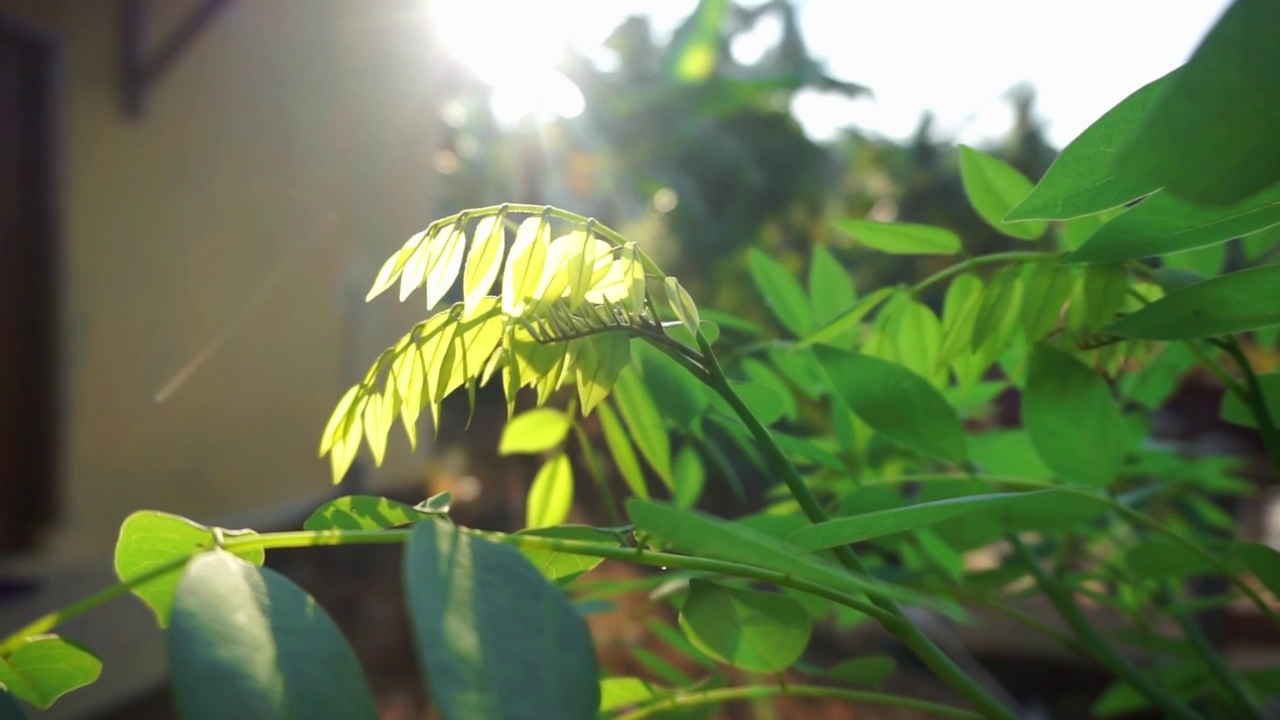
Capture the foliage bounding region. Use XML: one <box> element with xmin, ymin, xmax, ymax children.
<box><xmin>3</xmin><ymin>1</ymin><xmax>1280</xmax><ymax>718</ymax></box>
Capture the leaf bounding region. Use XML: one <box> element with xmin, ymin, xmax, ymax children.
<box><xmin>971</xmin><ymin>264</ymin><xmax>1023</xmax><ymax>351</ymax></box>
<box><xmin>1006</xmin><ymin>72</ymin><xmax>1172</xmax><ymax>221</ymax></box>
<box><xmin>833</xmin><ymin>219</ymin><xmax>961</xmax><ymax>255</ymax></box>
<box><xmin>503</xmin><ymin>215</ymin><xmax>550</xmax><ymax>316</ymax></box>
<box><xmin>414</xmin><ymin>490</ymin><xmax>454</xmax><ymax>516</ymax></box>
<box><xmin>890</xmin><ymin>299</ymin><xmax>945</xmax><ymax>388</ymax></box>
<box><xmin>422</xmin><ymin>222</ymin><xmax>468</xmax><ymax>311</ymax></box>
<box><xmin>574</xmin><ymin>331</ymin><xmax>631</xmax><ymax>416</ymax></box>
<box><xmin>463</xmin><ymin>215</ymin><xmax>506</xmax><ymax>316</ymax></box>
<box><xmin>114</xmin><ymin>511</ymin><xmax>265</xmax><ymax>627</ymax></box>
<box><xmin>1023</xmin><ymin>345</ymin><xmax>1129</xmax><ymax>487</ymax></box>
<box><xmin>808</xmin><ymin>245</ymin><xmax>856</xmax><ymax>329</ymax></box>
<box><xmin>1082</xmin><ymin>263</ymin><xmax>1130</xmax><ymax>330</ymax></box>
<box><xmin>826</xmin><ymin>656</ymin><xmax>897</xmax><ymax>688</ymax></box>
<box><xmin>633</xmin><ymin>341</ymin><xmax>708</xmax><ymax>432</ymax></box>
<box><xmin>0</xmin><ymin>687</ymin><xmax>26</xmax><ymax>720</ymax></box>
<box><xmin>814</xmin><ymin>347</ymin><xmax>968</xmax><ymax>464</ymax></box>
<box><xmin>598</xmin><ymin>677</ymin><xmax>658</xmax><ymax>713</ymax></box>
<box><xmin>1107</xmin><ymin>264</ymin><xmax>1280</xmax><ymax>339</ymax></box>
<box><xmin>748</xmin><ymin>249</ymin><xmax>814</xmax><ymax>336</ymax></box>
<box><xmin>498</xmin><ymin>408</ymin><xmax>571</xmax><ymax>455</ymax></box>
<box><xmin>405</xmin><ymin>522</ymin><xmax>599</xmax><ymax>720</ymax></box>
<box><xmin>399</xmin><ymin>228</ymin><xmax>435</xmax><ymax>301</ymax></box>
<box><xmin>664</xmin><ymin>277</ymin><xmax>701</xmax><ymax>338</ymax></box>
<box><xmin>367</xmin><ymin>231</ymin><xmax>425</xmax><ymax>301</ymax></box>
<box><xmin>1019</xmin><ymin>260</ymin><xmax>1074</xmax><ymax>341</ymax></box>
<box><xmin>167</xmin><ymin>551</ymin><xmax>376</xmax><ymax>720</ymax></box>
<box><xmin>1238</xmin><ymin>542</ymin><xmax>1280</xmax><ymax>600</ymax></box>
<box><xmin>1123</xmin><ymin>537</ymin><xmax>1218</xmax><ymax>580</ymax></box>
<box><xmin>678</xmin><ymin>580</ymin><xmax>811</xmax><ymax>673</ymax></box>
<box><xmin>741</xmin><ymin>358</ymin><xmax>798</xmax><ymax>422</ymax></box>
<box><xmin>673</xmin><ymin>446</ymin><xmax>706</xmax><ymax>509</ymax></box>
<box><xmin>788</xmin><ymin>492</ymin><xmax>1044</xmax><ymax>551</ymax></box>
<box><xmin>969</xmin><ymin>431</ymin><xmax>1054</xmax><ymax>480</ymax></box>
<box><xmin>1066</xmin><ymin>185</ymin><xmax>1280</xmax><ymax>264</ymax></box>
<box><xmin>1220</xmin><ymin>372</ymin><xmax>1280</xmax><ymax>428</ymax></box>
<box><xmin>626</xmin><ymin>499</ymin><xmax>948</xmax><ymax>611</ymax></box>
<box><xmin>613</xmin><ymin>368</ymin><xmax>674</xmax><ymax>488</ymax></box>
<box><xmin>514</xmin><ymin>525</ymin><xmax>614</xmax><ymax>586</ymax></box>
<box><xmin>1114</xmin><ymin>0</ymin><xmax>1280</xmax><ymax>205</ymax></box>
<box><xmin>598</xmin><ymin>402</ymin><xmax>649</xmax><ymax>500</ymax></box>
<box><xmin>0</xmin><ymin>637</ymin><xmax>100</xmax><ymax>710</ymax></box>
<box><xmin>526</xmin><ymin>453</ymin><xmax>574</xmax><ymax>529</ymax></box>
<box><xmin>957</xmin><ymin>145</ymin><xmax>1047</xmax><ymax>240</ymax></box>
<box><xmin>303</xmin><ymin>495</ymin><xmax>429</xmax><ymax>531</ymax></box>
<box><xmin>797</xmin><ymin>286</ymin><xmax>895</xmax><ymax>349</ymax></box>
<box><xmin>937</xmin><ymin>274</ymin><xmax>984</xmax><ymax>371</ymax></box>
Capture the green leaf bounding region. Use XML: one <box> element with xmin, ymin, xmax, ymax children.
<box><xmin>598</xmin><ymin>402</ymin><xmax>649</xmax><ymax>500</ymax></box>
<box><xmin>826</xmin><ymin>656</ymin><xmax>896</xmax><ymax>688</ymax></box>
<box><xmin>797</xmin><ymin>286</ymin><xmax>895</xmax><ymax>349</ymax></box>
<box><xmin>999</xmin><ymin>489</ymin><xmax>1111</xmax><ymax>531</ymax></box>
<box><xmin>890</xmin><ymin>299</ymin><xmax>946</xmax><ymax>388</ymax></box>
<box><xmin>414</xmin><ymin>490</ymin><xmax>454</xmax><ymax>516</ymax></box>
<box><xmin>633</xmin><ymin>342</ymin><xmax>708</xmax><ymax>432</ymax></box>
<box><xmin>1106</xmin><ymin>264</ymin><xmax>1280</xmax><ymax>339</ymax></box>
<box><xmin>598</xmin><ymin>677</ymin><xmax>659</xmax><ymax>713</ymax></box>
<box><xmin>748</xmin><ymin>249</ymin><xmax>814</xmax><ymax>336</ymax></box>
<box><xmin>1220</xmin><ymin>372</ymin><xmax>1280</xmax><ymax>428</ymax></box>
<box><xmin>405</xmin><ymin>522</ymin><xmax>599</xmax><ymax>720</ymax></box>
<box><xmin>969</xmin><ymin>431</ymin><xmax>1054</xmax><ymax>480</ymax></box>
<box><xmin>114</xmin><ymin>511</ymin><xmax>265</xmax><ymax>627</ymax></box>
<box><xmin>498</xmin><ymin>408</ymin><xmax>571</xmax><ymax>455</ymax></box>
<box><xmin>462</xmin><ymin>215</ymin><xmax>506</xmax><ymax>316</ymax></box>
<box><xmin>814</xmin><ymin>347</ymin><xmax>968</xmax><ymax>464</ymax></box>
<box><xmin>957</xmin><ymin>145</ymin><xmax>1047</xmax><ymax>240</ymax></box>
<box><xmin>613</xmin><ymin>368</ymin><xmax>674</xmax><ymax>488</ymax></box>
<box><xmin>0</xmin><ymin>687</ymin><xmax>26</xmax><ymax>720</ymax></box>
<box><xmin>1082</xmin><ymin>263</ymin><xmax>1129</xmax><ymax>330</ymax></box>
<box><xmin>971</xmin><ymin>264</ymin><xmax>1023</xmax><ymax>352</ymax></box>
<box><xmin>741</xmin><ymin>358</ymin><xmax>798</xmax><ymax>422</ymax></box>
<box><xmin>1006</xmin><ymin>72</ymin><xmax>1171</xmax><ymax>221</ymax></box>
<box><xmin>673</xmin><ymin>445</ymin><xmax>706</xmax><ymax>509</ymax></box>
<box><xmin>1123</xmin><ymin>537</ymin><xmax>1217</xmax><ymax>580</ymax></box>
<box><xmin>833</xmin><ymin>219</ymin><xmax>961</xmax><ymax>255</ymax></box>
<box><xmin>1020</xmin><ymin>260</ymin><xmax>1074</xmax><ymax>341</ymax></box>
<box><xmin>526</xmin><ymin>453</ymin><xmax>574</xmax><ymax>529</ymax></box>
<box><xmin>937</xmin><ymin>274</ymin><xmax>984</xmax><ymax>372</ymax></box>
<box><xmin>1066</xmin><ymin>185</ymin><xmax>1280</xmax><ymax>264</ymax></box>
<box><xmin>167</xmin><ymin>551</ymin><xmax>375</xmax><ymax>720</ymax></box>
<box><xmin>677</xmin><ymin>580</ymin><xmax>811</xmax><ymax>673</ymax></box>
<box><xmin>626</xmin><ymin>499</ymin><xmax>947</xmax><ymax>611</ymax></box>
<box><xmin>664</xmin><ymin>277</ymin><xmax>702</xmax><ymax>338</ymax></box>
<box><xmin>575</xmin><ymin>331</ymin><xmax>631</xmax><ymax>417</ymax></box>
<box><xmin>1237</xmin><ymin>542</ymin><xmax>1280</xmax><ymax>600</ymax></box>
<box><xmin>303</xmin><ymin>495</ymin><xmax>429</xmax><ymax>531</ymax></box>
<box><xmin>1114</xmin><ymin>0</ymin><xmax>1280</xmax><ymax>205</ymax></box>
<box><xmin>808</xmin><ymin>245</ymin><xmax>856</xmax><ymax>329</ymax></box>
<box><xmin>0</xmin><ymin>637</ymin><xmax>100</xmax><ymax>710</ymax></box>
<box><xmin>514</xmin><ymin>525</ymin><xmax>613</xmax><ymax>586</ymax></box>
<box><xmin>788</xmin><ymin>492</ymin><xmax>1042</xmax><ymax>551</ymax></box>
<box><xmin>1023</xmin><ymin>345</ymin><xmax>1129</xmax><ymax>487</ymax></box>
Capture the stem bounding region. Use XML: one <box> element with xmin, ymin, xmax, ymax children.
<box><xmin>1218</xmin><ymin>337</ymin><xmax>1280</xmax><ymax>478</ymax></box>
<box><xmin>1009</xmin><ymin>536</ymin><xmax>1209</xmax><ymax>720</ymax></box>
<box><xmin>910</xmin><ymin>251</ymin><xmax>1052</xmax><ymax>296</ymax></box>
<box><xmin>691</xmin><ymin>332</ymin><xmax>1018</xmax><ymax>720</ymax></box>
<box><xmin>611</xmin><ymin>684</ymin><xmax>984</xmax><ymax>720</ymax></box>
<box><xmin>1157</xmin><ymin>583</ymin><xmax>1263</xmax><ymax>719</ymax></box>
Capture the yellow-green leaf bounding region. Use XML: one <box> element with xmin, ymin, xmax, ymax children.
<box><xmin>598</xmin><ymin>402</ymin><xmax>648</xmax><ymax>499</ymax></box>
<box><xmin>462</xmin><ymin>215</ymin><xmax>505</xmax><ymax>316</ymax></box>
<box><xmin>664</xmin><ymin>277</ymin><xmax>701</xmax><ymax>337</ymax></box>
<box><xmin>0</xmin><ymin>636</ymin><xmax>100</xmax><ymax>709</ymax></box>
<box><xmin>499</xmin><ymin>408</ymin><xmax>571</xmax><ymax>455</ymax></box>
<box><xmin>575</xmin><ymin>332</ymin><xmax>631</xmax><ymax>416</ymax></box>
<box><xmin>367</xmin><ymin>232</ymin><xmax>425</xmax><ymax>302</ymax></box>
<box><xmin>526</xmin><ymin>453</ymin><xmax>574</xmax><ymax>529</ymax></box>
<box><xmin>958</xmin><ymin>145</ymin><xmax>1047</xmax><ymax>240</ymax></box>
<box><xmin>503</xmin><ymin>216</ymin><xmax>550</xmax><ymax>316</ymax></box>
<box><xmin>424</xmin><ymin>223</ymin><xmax>467</xmax><ymax>312</ymax></box>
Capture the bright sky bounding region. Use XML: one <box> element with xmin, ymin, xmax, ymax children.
<box><xmin>433</xmin><ymin>0</ymin><xmax>1233</xmax><ymax>148</ymax></box>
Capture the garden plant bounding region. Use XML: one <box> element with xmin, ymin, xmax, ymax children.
<box><xmin>2</xmin><ymin>1</ymin><xmax>1279</xmax><ymax>718</ymax></box>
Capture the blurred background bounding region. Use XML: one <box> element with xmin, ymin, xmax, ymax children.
<box><xmin>0</xmin><ymin>0</ymin><xmax>1244</xmax><ymax>717</ymax></box>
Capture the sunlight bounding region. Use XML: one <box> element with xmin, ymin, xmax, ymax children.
<box><xmin>432</xmin><ymin>0</ymin><xmax>586</xmax><ymax>125</ymax></box>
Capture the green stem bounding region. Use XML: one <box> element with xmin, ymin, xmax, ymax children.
<box><xmin>611</xmin><ymin>684</ymin><xmax>984</xmax><ymax>720</ymax></box>
<box><xmin>1009</xmin><ymin>536</ymin><xmax>1209</xmax><ymax>720</ymax></box>
<box><xmin>1218</xmin><ymin>337</ymin><xmax>1280</xmax><ymax>478</ymax></box>
<box><xmin>910</xmin><ymin>251</ymin><xmax>1052</xmax><ymax>296</ymax></box>
<box><xmin>1157</xmin><ymin>583</ymin><xmax>1263</xmax><ymax>719</ymax></box>
<box><xmin>692</xmin><ymin>332</ymin><xmax>1018</xmax><ymax>720</ymax></box>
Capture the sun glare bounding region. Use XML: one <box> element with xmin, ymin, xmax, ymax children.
<box><xmin>432</xmin><ymin>0</ymin><xmax>587</xmax><ymax>125</ymax></box>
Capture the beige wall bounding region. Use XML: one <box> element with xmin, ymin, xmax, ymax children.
<box><xmin>2</xmin><ymin>0</ymin><xmax>454</xmax><ymax>568</ymax></box>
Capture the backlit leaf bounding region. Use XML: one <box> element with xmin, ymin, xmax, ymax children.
<box><xmin>405</xmin><ymin>522</ymin><xmax>599</xmax><ymax>720</ymax></box>
<box><xmin>815</xmin><ymin>347</ymin><xmax>968</xmax><ymax>464</ymax></box>
<box><xmin>598</xmin><ymin>403</ymin><xmax>648</xmax><ymax>500</ymax></box>
<box><xmin>115</xmin><ymin>511</ymin><xmax>265</xmax><ymax>627</ymax></box>
<box><xmin>0</xmin><ymin>637</ymin><xmax>100</xmax><ymax>710</ymax></box>
<box><xmin>526</xmin><ymin>453</ymin><xmax>574</xmax><ymax>529</ymax></box>
<box><xmin>1114</xmin><ymin>0</ymin><xmax>1280</xmax><ymax>205</ymax></box>
<box><xmin>833</xmin><ymin>219</ymin><xmax>961</xmax><ymax>255</ymax></box>
<box><xmin>891</xmin><ymin>299</ymin><xmax>945</xmax><ymax>388</ymax></box>
<box><xmin>1005</xmin><ymin>73</ymin><xmax>1171</xmax><ymax>221</ymax></box>
<box><xmin>1106</xmin><ymin>264</ymin><xmax>1280</xmax><ymax>339</ymax></box>
<box><xmin>574</xmin><ymin>332</ymin><xmax>631</xmax><ymax>416</ymax></box>
<box><xmin>367</xmin><ymin>231</ymin><xmax>424</xmax><ymax>301</ymax></box>
<box><xmin>168</xmin><ymin>552</ymin><xmax>376</xmax><ymax>720</ymax></box>
<box><xmin>303</xmin><ymin>495</ymin><xmax>428</xmax><ymax>531</ymax></box>
<box><xmin>958</xmin><ymin>145</ymin><xmax>1047</xmax><ymax>240</ymax></box>
<box><xmin>397</xmin><ymin>229</ymin><xmax>433</xmax><ymax>302</ymax></box>
<box><xmin>1066</xmin><ymin>185</ymin><xmax>1280</xmax><ymax>264</ymax></box>
<box><xmin>613</xmin><ymin>368</ymin><xmax>674</xmax><ymax>488</ymax></box>
<box><xmin>664</xmin><ymin>277</ymin><xmax>701</xmax><ymax>338</ymax></box>
<box><xmin>499</xmin><ymin>408</ymin><xmax>571</xmax><ymax>455</ymax></box>
<box><xmin>748</xmin><ymin>249</ymin><xmax>814</xmax><ymax>336</ymax></box>
<box><xmin>503</xmin><ymin>215</ymin><xmax>550</xmax><ymax>316</ymax></box>
<box><xmin>1023</xmin><ymin>345</ymin><xmax>1129</xmax><ymax>487</ymax></box>
<box><xmin>514</xmin><ymin>525</ymin><xmax>614</xmax><ymax>586</ymax></box>
<box><xmin>424</xmin><ymin>222</ymin><xmax>467</xmax><ymax>311</ymax></box>
<box><xmin>788</xmin><ymin>492</ymin><xmax>1043</xmax><ymax>551</ymax></box>
<box><xmin>462</xmin><ymin>215</ymin><xmax>506</xmax><ymax>316</ymax></box>
<box><xmin>678</xmin><ymin>580</ymin><xmax>811</xmax><ymax>673</ymax></box>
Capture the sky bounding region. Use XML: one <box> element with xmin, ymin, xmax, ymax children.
<box><xmin>432</xmin><ymin>0</ymin><xmax>1233</xmax><ymax>148</ymax></box>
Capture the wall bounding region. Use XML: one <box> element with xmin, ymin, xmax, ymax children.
<box><xmin>0</xmin><ymin>0</ymin><xmax>455</xmax><ymax>570</ymax></box>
